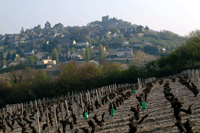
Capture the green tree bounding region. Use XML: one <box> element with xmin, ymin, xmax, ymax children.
<box><xmin>144</xmin><ymin>45</ymin><xmax>159</xmax><ymax>55</ymax></box>
<box><xmin>0</xmin><ymin>52</ymin><xmax>4</xmax><ymax>65</ymax></box>
<box><xmin>32</xmin><ymin>69</ymin><xmax>48</xmax><ymax>97</ymax></box>
<box><xmin>51</xmin><ymin>48</ymin><xmax>59</xmax><ymax>63</ymax></box>
<box><xmin>89</xmin><ymin>39</ymin><xmax>92</xmax><ymax>46</ymax></box>
<box><xmin>20</xmin><ymin>27</ymin><xmax>24</xmax><ymax>34</ymax></box>
<box><xmin>39</xmin><ymin>39</ymin><xmax>46</xmax><ymax>48</ymax></box>
<box><xmin>71</xmin><ymin>47</ymin><xmax>75</xmax><ymax>53</ymax></box>
<box><xmin>81</xmin><ymin>49</ymin><xmax>86</xmax><ymax>59</ymax></box>
<box><xmin>32</xmin><ymin>40</ymin><xmax>37</xmax><ymax>48</ymax></box>
<box><xmin>16</xmin><ymin>48</ymin><xmax>25</xmax><ymax>57</ymax></box>
<box><xmin>113</xmin><ymin>36</ymin><xmax>125</xmax><ymax>45</ymax></box>
<box><xmin>90</xmin><ymin>47</ymin><xmax>93</xmax><ymax>58</ymax></box>
<box><xmin>99</xmin><ymin>44</ymin><xmax>104</xmax><ymax>58</ymax></box>
<box><xmin>85</xmin><ymin>46</ymin><xmax>90</xmax><ymax>60</ymax></box>
<box><xmin>26</xmin><ymin>54</ymin><xmax>40</xmax><ymax>65</ymax></box>
<box><xmin>110</xmin><ymin>27</ymin><xmax>118</xmax><ymax>33</ymax></box>
<box><xmin>6</xmin><ymin>52</ymin><xmax>12</xmax><ymax>61</ymax></box>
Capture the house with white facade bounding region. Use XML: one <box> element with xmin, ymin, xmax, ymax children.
<box><xmin>71</xmin><ymin>53</ymin><xmax>82</xmax><ymax>60</ymax></box>
<box><xmin>37</xmin><ymin>59</ymin><xmax>56</xmax><ymax>65</ymax></box>
<box><xmin>117</xmin><ymin>48</ymin><xmax>133</xmax><ymax>57</ymax></box>
<box><xmin>24</xmin><ymin>50</ymin><xmax>34</xmax><ymax>57</ymax></box>
<box><xmin>76</xmin><ymin>41</ymin><xmax>89</xmax><ymax>47</ymax></box>
<box><xmin>122</xmin><ymin>41</ymin><xmax>129</xmax><ymax>46</ymax></box>
<box><xmin>71</xmin><ymin>53</ymin><xmax>77</xmax><ymax>58</ymax></box>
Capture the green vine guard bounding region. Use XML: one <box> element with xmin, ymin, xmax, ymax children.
<box><xmin>111</xmin><ymin>108</ymin><xmax>115</xmax><ymax>117</ymax></box>
<box><xmin>142</xmin><ymin>102</ymin><xmax>147</xmax><ymax>110</ymax></box>
<box><xmin>84</xmin><ymin>112</ymin><xmax>89</xmax><ymax>120</ymax></box>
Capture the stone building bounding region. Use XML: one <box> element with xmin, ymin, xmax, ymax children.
<box><xmin>45</xmin><ymin>21</ymin><xmax>51</xmax><ymax>29</ymax></box>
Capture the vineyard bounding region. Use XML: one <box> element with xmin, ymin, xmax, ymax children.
<box><xmin>0</xmin><ymin>69</ymin><xmax>200</xmax><ymax>133</ymax></box>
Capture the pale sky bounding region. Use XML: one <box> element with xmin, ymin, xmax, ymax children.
<box><xmin>0</xmin><ymin>0</ymin><xmax>199</xmax><ymax>36</ymax></box>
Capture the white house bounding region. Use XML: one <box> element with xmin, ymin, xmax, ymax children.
<box><xmin>109</xmin><ymin>33</ymin><xmax>116</xmax><ymax>38</ymax></box>
<box><xmin>72</xmin><ymin>40</ymin><xmax>76</xmax><ymax>45</ymax></box>
<box><xmin>123</xmin><ymin>41</ymin><xmax>129</xmax><ymax>46</ymax></box>
<box><xmin>76</xmin><ymin>41</ymin><xmax>89</xmax><ymax>47</ymax></box>
<box><xmin>24</xmin><ymin>50</ymin><xmax>34</xmax><ymax>56</ymax></box>
<box><xmin>71</xmin><ymin>53</ymin><xmax>77</xmax><ymax>58</ymax></box>
<box><xmin>162</xmin><ymin>48</ymin><xmax>166</xmax><ymax>53</ymax></box>
<box><xmin>37</xmin><ymin>59</ymin><xmax>56</xmax><ymax>65</ymax></box>
<box><xmin>117</xmin><ymin>48</ymin><xmax>133</xmax><ymax>57</ymax></box>
<box><xmin>0</xmin><ymin>65</ymin><xmax>7</xmax><ymax>69</ymax></box>
<box><xmin>8</xmin><ymin>62</ymin><xmax>18</xmax><ymax>67</ymax></box>
<box><xmin>71</xmin><ymin>53</ymin><xmax>82</xmax><ymax>59</ymax></box>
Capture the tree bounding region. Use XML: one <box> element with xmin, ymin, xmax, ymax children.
<box><xmin>20</xmin><ymin>27</ymin><xmax>24</xmax><ymax>34</ymax></box>
<box><xmin>85</xmin><ymin>46</ymin><xmax>90</xmax><ymax>60</ymax></box>
<box><xmin>16</xmin><ymin>48</ymin><xmax>25</xmax><ymax>57</ymax></box>
<box><xmin>6</xmin><ymin>52</ymin><xmax>12</xmax><ymax>61</ymax></box>
<box><xmin>26</xmin><ymin>54</ymin><xmax>40</xmax><ymax>65</ymax></box>
<box><xmin>89</xmin><ymin>39</ymin><xmax>92</xmax><ymax>46</ymax></box>
<box><xmin>81</xmin><ymin>49</ymin><xmax>86</xmax><ymax>59</ymax></box>
<box><xmin>32</xmin><ymin>40</ymin><xmax>37</xmax><ymax>47</ymax></box>
<box><xmin>39</xmin><ymin>39</ymin><xmax>46</xmax><ymax>48</ymax></box>
<box><xmin>99</xmin><ymin>44</ymin><xmax>104</xmax><ymax>58</ymax></box>
<box><xmin>0</xmin><ymin>52</ymin><xmax>4</xmax><ymax>65</ymax></box>
<box><xmin>51</xmin><ymin>48</ymin><xmax>59</xmax><ymax>63</ymax></box>
<box><xmin>143</xmin><ymin>45</ymin><xmax>159</xmax><ymax>55</ymax></box>
<box><xmin>71</xmin><ymin>47</ymin><xmax>75</xmax><ymax>53</ymax></box>
<box><xmin>42</xmin><ymin>40</ymin><xmax>58</xmax><ymax>53</ymax></box>
<box><xmin>113</xmin><ymin>36</ymin><xmax>125</xmax><ymax>45</ymax></box>
<box><xmin>32</xmin><ymin>69</ymin><xmax>48</xmax><ymax>96</ymax></box>
<box><xmin>132</xmin><ymin>50</ymin><xmax>157</xmax><ymax>69</ymax></box>
<box><xmin>90</xmin><ymin>47</ymin><xmax>93</xmax><ymax>58</ymax></box>
<box><xmin>110</xmin><ymin>27</ymin><xmax>118</xmax><ymax>33</ymax></box>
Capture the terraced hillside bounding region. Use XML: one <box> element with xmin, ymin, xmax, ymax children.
<box><xmin>0</xmin><ymin>70</ymin><xmax>200</xmax><ymax>133</ymax></box>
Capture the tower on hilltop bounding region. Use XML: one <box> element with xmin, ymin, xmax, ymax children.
<box><xmin>102</xmin><ymin>15</ymin><xmax>109</xmax><ymax>27</ymax></box>
<box><xmin>102</xmin><ymin>15</ymin><xmax>109</xmax><ymax>22</ymax></box>
<box><xmin>45</xmin><ymin>21</ymin><xmax>51</xmax><ymax>29</ymax></box>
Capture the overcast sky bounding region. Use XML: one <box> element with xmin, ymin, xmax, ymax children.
<box><xmin>0</xmin><ymin>0</ymin><xmax>199</xmax><ymax>36</ymax></box>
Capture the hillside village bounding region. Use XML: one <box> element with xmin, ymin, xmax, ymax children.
<box><xmin>0</xmin><ymin>15</ymin><xmax>184</xmax><ymax>71</ymax></box>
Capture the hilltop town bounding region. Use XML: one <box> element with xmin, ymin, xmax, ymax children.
<box><xmin>0</xmin><ymin>15</ymin><xmax>184</xmax><ymax>71</ymax></box>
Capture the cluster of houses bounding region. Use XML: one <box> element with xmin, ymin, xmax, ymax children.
<box><xmin>0</xmin><ymin>15</ymin><xmax>165</xmax><ymax>70</ymax></box>
<box><xmin>0</xmin><ymin>50</ymin><xmax>57</xmax><ymax>69</ymax></box>
<box><xmin>0</xmin><ymin>15</ymin><xmax>150</xmax><ymax>48</ymax></box>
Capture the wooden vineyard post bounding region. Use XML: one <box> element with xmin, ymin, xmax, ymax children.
<box><xmin>88</xmin><ymin>91</ymin><xmax>91</xmax><ymax>106</ymax></box>
<box><xmin>96</xmin><ymin>89</ymin><xmax>99</xmax><ymax>102</ymax></box>
<box><xmin>196</xmin><ymin>69</ymin><xmax>199</xmax><ymax>82</ymax></box>
<box><xmin>21</xmin><ymin>103</ymin><xmax>23</xmax><ymax>114</ymax></box>
<box><xmin>30</xmin><ymin>101</ymin><xmax>33</xmax><ymax>108</ymax></box>
<box><xmin>60</xmin><ymin>103</ymin><xmax>64</xmax><ymax>120</ymax></box>
<box><xmin>10</xmin><ymin>106</ymin><xmax>12</xmax><ymax>115</ymax></box>
<box><xmin>101</xmin><ymin>87</ymin><xmax>103</xmax><ymax>97</ymax></box>
<box><xmin>80</xmin><ymin>93</ymin><xmax>83</xmax><ymax>109</ymax></box>
<box><xmin>77</xmin><ymin>96</ymin><xmax>80</xmax><ymax>117</ymax></box>
<box><xmin>65</xmin><ymin>100</ymin><xmax>70</xmax><ymax>118</ymax></box>
<box><xmin>53</xmin><ymin>104</ymin><xmax>58</xmax><ymax>131</ymax></box>
<box><xmin>37</xmin><ymin>109</ymin><xmax>41</xmax><ymax>133</ymax></box>
<box><xmin>138</xmin><ymin>78</ymin><xmax>140</xmax><ymax>89</ymax></box>
<box><xmin>46</xmin><ymin>108</ymin><xmax>51</xmax><ymax>133</ymax></box>
<box><xmin>192</xmin><ymin>69</ymin><xmax>195</xmax><ymax>82</ymax></box>
<box><xmin>3</xmin><ymin>108</ymin><xmax>5</xmax><ymax>117</ymax></box>
<box><xmin>35</xmin><ymin>100</ymin><xmax>37</xmax><ymax>109</ymax></box>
